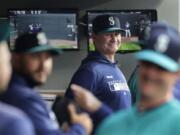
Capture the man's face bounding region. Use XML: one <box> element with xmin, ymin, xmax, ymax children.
<box><xmin>138</xmin><ymin>61</ymin><xmax>178</xmax><ymax>101</ymax></box>
<box><xmin>0</xmin><ymin>42</ymin><xmax>12</xmax><ymax>91</ymax></box>
<box><xmin>93</xmin><ymin>32</ymin><xmax>121</xmax><ymax>55</ymax></box>
<box><xmin>14</xmin><ymin>52</ymin><xmax>53</xmax><ymax>86</ymax></box>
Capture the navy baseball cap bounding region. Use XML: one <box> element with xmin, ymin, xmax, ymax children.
<box><xmin>92</xmin><ymin>14</ymin><xmax>124</xmax><ymax>35</ymax></box>
<box><xmin>135</xmin><ymin>22</ymin><xmax>180</xmax><ymax>72</ymax></box>
<box><xmin>0</xmin><ymin>18</ymin><xmax>10</xmax><ymax>42</ymax></box>
<box><xmin>11</xmin><ymin>32</ymin><xmax>61</xmax><ymax>55</ymax></box>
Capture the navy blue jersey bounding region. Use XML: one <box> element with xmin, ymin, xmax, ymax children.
<box><xmin>0</xmin><ymin>73</ymin><xmax>86</xmax><ymax>135</ymax></box>
<box><xmin>0</xmin><ymin>102</ymin><xmax>35</xmax><ymax>135</ymax></box>
<box><xmin>65</xmin><ymin>52</ymin><xmax>131</xmax><ymax>126</ymax></box>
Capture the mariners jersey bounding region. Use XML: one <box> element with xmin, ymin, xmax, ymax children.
<box><xmin>0</xmin><ymin>73</ymin><xmax>86</xmax><ymax>135</ymax></box>
<box><xmin>65</xmin><ymin>51</ymin><xmax>131</xmax><ymax>127</ymax></box>
<box><xmin>0</xmin><ymin>102</ymin><xmax>35</xmax><ymax>135</ymax></box>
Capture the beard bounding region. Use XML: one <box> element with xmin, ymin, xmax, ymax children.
<box><xmin>19</xmin><ymin>68</ymin><xmax>50</xmax><ymax>88</ymax></box>
<box><xmin>12</xmin><ymin>53</ymin><xmax>53</xmax><ymax>88</ymax></box>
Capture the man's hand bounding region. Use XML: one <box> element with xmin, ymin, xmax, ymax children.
<box><xmin>68</xmin><ymin>104</ymin><xmax>93</xmax><ymax>135</ymax></box>
<box><xmin>70</xmin><ymin>84</ymin><xmax>102</xmax><ymax>112</ymax></box>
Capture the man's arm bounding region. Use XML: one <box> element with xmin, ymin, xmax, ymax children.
<box><xmin>71</xmin><ymin>84</ymin><xmax>112</xmax><ymax>126</ymax></box>
<box><xmin>18</xmin><ymin>95</ymin><xmax>92</xmax><ymax>135</ymax></box>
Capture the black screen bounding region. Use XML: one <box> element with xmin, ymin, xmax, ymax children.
<box><xmin>9</xmin><ymin>9</ymin><xmax>79</xmax><ymax>50</ymax></box>
<box><xmin>87</xmin><ymin>10</ymin><xmax>157</xmax><ymax>53</ymax></box>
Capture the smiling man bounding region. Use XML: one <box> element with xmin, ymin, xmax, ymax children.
<box><xmin>64</xmin><ymin>14</ymin><xmax>131</xmax><ymax>130</ymax></box>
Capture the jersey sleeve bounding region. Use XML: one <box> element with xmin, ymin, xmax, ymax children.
<box><xmin>65</xmin><ymin>68</ymin><xmax>97</xmax><ymax>99</ymax></box>
<box><xmin>1</xmin><ymin>114</ymin><xmax>35</xmax><ymax>135</ymax></box>
<box><xmin>19</xmin><ymin>96</ymin><xmax>87</xmax><ymax>135</ymax></box>
<box><xmin>90</xmin><ymin>103</ymin><xmax>113</xmax><ymax>128</ymax></box>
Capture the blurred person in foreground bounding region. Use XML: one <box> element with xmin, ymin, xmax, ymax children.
<box><xmin>64</xmin><ymin>14</ymin><xmax>131</xmax><ymax>131</ymax></box>
<box><xmin>0</xmin><ymin>19</ymin><xmax>35</xmax><ymax>135</ymax></box>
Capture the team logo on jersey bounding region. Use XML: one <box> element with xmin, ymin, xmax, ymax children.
<box><xmin>108</xmin><ymin>80</ymin><xmax>129</xmax><ymax>91</ymax></box>
<box><xmin>106</xmin><ymin>75</ymin><xmax>113</xmax><ymax>79</ymax></box>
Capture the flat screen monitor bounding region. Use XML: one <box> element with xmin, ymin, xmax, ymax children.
<box><xmin>8</xmin><ymin>9</ymin><xmax>79</xmax><ymax>50</ymax></box>
<box><xmin>87</xmin><ymin>10</ymin><xmax>157</xmax><ymax>53</ymax></box>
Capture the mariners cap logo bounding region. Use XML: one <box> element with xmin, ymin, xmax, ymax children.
<box><xmin>155</xmin><ymin>34</ymin><xmax>170</xmax><ymax>53</ymax></box>
<box><xmin>37</xmin><ymin>32</ymin><xmax>48</xmax><ymax>45</ymax></box>
<box><xmin>108</xmin><ymin>16</ymin><xmax>115</xmax><ymax>26</ymax></box>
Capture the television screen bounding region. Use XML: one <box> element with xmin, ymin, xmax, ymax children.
<box><xmin>9</xmin><ymin>9</ymin><xmax>79</xmax><ymax>50</ymax></box>
<box><xmin>87</xmin><ymin>10</ymin><xmax>157</xmax><ymax>53</ymax></box>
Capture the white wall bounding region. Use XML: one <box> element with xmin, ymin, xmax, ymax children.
<box><xmin>157</xmin><ymin>0</ymin><xmax>179</xmax><ymax>30</ymax></box>
<box><xmin>40</xmin><ymin>0</ymin><xmax>180</xmax><ymax>90</ymax></box>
